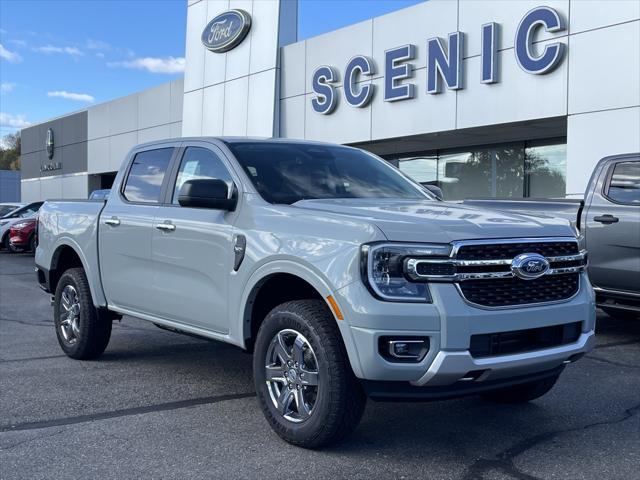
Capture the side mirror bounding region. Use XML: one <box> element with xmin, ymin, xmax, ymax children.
<box><xmin>424</xmin><ymin>184</ymin><xmax>444</xmax><ymax>201</ymax></box>
<box><xmin>178</xmin><ymin>179</ymin><xmax>237</xmax><ymax>211</ymax></box>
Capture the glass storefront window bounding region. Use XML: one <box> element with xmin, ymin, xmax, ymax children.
<box><xmin>397</xmin><ymin>156</ymin><xmax>438</xmax><ymax>186</ymax></box>
<box><xmin>525</xmin><ymin>140</ymin><xmax>567</xmax><ymax>198</ymax></box>
<box><xmin>438</xmin><ymin>144</ymin><xmax>524</xmax><ymax>200</ymax></box>
<box><xmin>389</xmin><ymin>138</ymin><xmax>566</xmax><ymax>200</ymax></box>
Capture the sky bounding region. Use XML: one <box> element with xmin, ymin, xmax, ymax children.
<box><xmin>0</xmin><ymin>0</ymin><xmax>423</xmax><ymax>138</ymax></box>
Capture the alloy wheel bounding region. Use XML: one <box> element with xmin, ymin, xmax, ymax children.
<box><xmin>264</xmin><ymin>329</ymin><xmax>320</xmax><ymax>423</ymax></box>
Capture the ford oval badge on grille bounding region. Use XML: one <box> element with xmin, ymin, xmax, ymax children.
<box><xmin>511</xmin><ymin>253</ymin><xmax>550</xmax><ymax>280</ymax></box>
<box><xmin>201</xmin><ymin>9</ymin><xmax>251</xmax><ymax>53</ymax></box>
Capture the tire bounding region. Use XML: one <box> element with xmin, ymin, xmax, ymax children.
<box><xmin>29</xmin><ymin>235</ymin><xmax>36</xmax><ymax>253</ymax></box>
<box><xmin>481</xmin><ymin>374</ymin><xmax>559</xmax><ymax>404</ymax></box>
<box><xmin>601</xmin><ymin>306</ymin><xmax>639</xmax><ymax>321</ymax></box>
<box><xmin>1</xmin><ymin>233</ymin><xmax>9</xmax><ymax>251</ymax></box>
<box><xmin>8</xmin><ymin>242</ymin><xmax>22</xmax><ymax>253</ymax></box>
<box><xmin>54</xmin><ymin>267</ymin><xmax>112</xmax><ymax>359</ymax></box>
<box><xmin>253</xmin><ymin>299</ymin><xmax>366</xmax><ymax>448</ymax></box>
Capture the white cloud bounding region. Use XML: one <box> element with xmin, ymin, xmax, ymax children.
<box><xmin>86</xmin><ymin>38</ymin><xmax>111</xmax><ymax>51</ymax></box>
<box><xmin>0</xmin><ymin>112</ymin><xmax>31</xmax><ymax>129</ymax></box>
<box><xmin>34</xmin><ymin>45</ymin><xmax>83</xmax><ymax>56</ymax></box>
<box><xmin>107</xmin><ymin>56</ymin><xmax>185</xmax><ymax>74</ymax></box>
<box><xmin>95</xmin><ymin>52</ymin><xmax>105</xmax><ymax>59</ymax></box>
<box><xmin>0</xmin><ymin>44</ymin><xmax>22</xmax><ymax>63</ymax></box>
<box><xmin>1</xmin><ymin>83</ymin><xmax>16</xmax><ymax>93</ymax></box>
<box><xmin>9</xmin><ymin>39</ymin><xmax>28</xmax><ymax>47</ymax></box>
<box><xmin>47</xmin><ymin>90</ymin><xmax>95</xmax><ymax>102</ymax></box>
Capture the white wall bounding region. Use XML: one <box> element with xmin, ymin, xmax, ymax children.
<box><xmin>21</xmin><ymin>174</ymin><xmax>89</xmax><ymax>202</ymax></box>
<box><xmin>280</xmin><ymin>0</ymin><xmax>640</xmax><ymax>194</ymax></box>
<box><xmin>182</xmin><ymin>0</ymin><xmax>297</xmax><ymax>137</ymax></box>
<box><xmin>87</xmin><ymin>78</ymin><xmax>184</xmax><ymax>175</ymax></box>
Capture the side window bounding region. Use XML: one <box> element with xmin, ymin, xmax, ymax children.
<box><xmin>607</xmin><ymin>161</ymin><xmax>640</xmax><ymax>205</ymax></box>
<box><xmin>172</xmin><ymin>147</ymin><xmax>233</xmax><ymax>204</ymax></box>
<box><xmin>123</xmin><ymin>148</ymin><xmax>174</xmax><ymax>203</ymax></box>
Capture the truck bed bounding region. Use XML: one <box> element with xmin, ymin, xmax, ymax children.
<box><xmin>35</xmin><ymin>199</ymin><xmax>107</xmax><ymax>305</ymax></box>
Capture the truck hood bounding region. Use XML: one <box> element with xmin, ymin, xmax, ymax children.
<box><xmin>293</xmin><ymin>198</ymin><xmax>575</xmax><ymax>243</ymax></box>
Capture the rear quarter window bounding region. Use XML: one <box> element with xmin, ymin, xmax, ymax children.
<box><xmin>123</xmin><ymin>148</ymin><xmax>174</xmax><ymax>203</ymax></box>
<box><xmin>606</xmin><ymin>161</ymin><xmax>640</xmax><ymax>205</ymax></box>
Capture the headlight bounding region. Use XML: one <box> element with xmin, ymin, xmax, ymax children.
<box><xmin>0</xmin><ymin>220</ymin><xmax>9</xmax><ymax>226</ymax></box>
<box><xmin>361</xmin><ymin>242</ymin><xmax>452</xmax><ymax>302</ymax></box>
<box><xmin>12</xmin><ymin>222</ymin><xmax>29</xmax><ymax>229</ymax></box>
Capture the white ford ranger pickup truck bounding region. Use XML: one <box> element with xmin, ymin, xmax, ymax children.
<box><xmin>35</xmin><ymin>138</ymin><xmax>595</xmax><ymax>448</ymax></box>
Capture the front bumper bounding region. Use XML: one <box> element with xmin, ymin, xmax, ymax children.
<box><xmin>333</xmin><ymin>272</ymin><xmax>596</xmax><ymax>391</ymax></box>
<box><xmin>9</xmin><ymin>233</ymin><xmax>29</xmax><ymax>247</ymax></box>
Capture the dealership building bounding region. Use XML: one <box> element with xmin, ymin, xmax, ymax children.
<box><xmin>20</xmin><ymin>0</ymin><xmax>640</xmax><ymax>202</ymax></box>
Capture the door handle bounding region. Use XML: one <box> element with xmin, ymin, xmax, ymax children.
<box><xmin>593</xmin><ymin>215</ymin><xmax>619</xmax><ymax>224</ymax></box>
<box><xmin>155</xmin><ymin>222</ymin><xmax>176</xmax><ymax>232</ymax></box>
<box><xmin>104</xmin><ymin>217</ymin><xmax>120</xmax><ymax>227</ymax></box>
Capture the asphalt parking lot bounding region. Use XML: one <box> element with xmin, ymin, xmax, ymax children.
<box><xmin>1</xmin><ymin>252</ymin><xmax>638</xmax><ymax>480</ymax></box>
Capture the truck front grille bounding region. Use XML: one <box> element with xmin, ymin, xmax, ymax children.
<box><xmin>469</xmin><ymin>322</ymin><xmax>582</xmax><ymax>357</ymax></box>
<box><xmin>459</xmin><ymin>273</ymin><xmax>580</xmax><ymax>307</ymax></box>
<box><xmin>406</xmin><ymin>238</ymin><xmax>586</xmax><ymax>308</ymax></box>
<box><xmin>456</xmin><ymin>241</ymin><xmax>579</xmax><ymax>260</ymax></box>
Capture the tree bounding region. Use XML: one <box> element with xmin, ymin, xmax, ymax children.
<box><xmin>0</xmin><ymin>132</ymin><xmax>21</xmax><ymax>170</ymax></box>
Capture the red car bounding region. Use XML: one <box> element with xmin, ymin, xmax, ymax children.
<box><xmin>8</xmin><ymin>217</ymin><xmax>37</xmax><ymax>253</ymax></box>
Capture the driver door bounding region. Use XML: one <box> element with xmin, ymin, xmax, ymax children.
<box><xmin>148</xmin><ymin>142</ymin><xmax>240</xmax><ymax>333</ymax></box>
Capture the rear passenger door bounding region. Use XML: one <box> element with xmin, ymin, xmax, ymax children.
<box><xmin>99</xmin><ymin>146</ymin><xmax>176</xmax><ymax>313</ymax></box>
<box><xmin>148</xmin><ymin>142</ymin><xmax>240</xmax><ymax>333</ymax></box>
<box><xmin>585</xmin><ymin>158</ymin><xmax>640</xmax><ymax>292</ymax></box>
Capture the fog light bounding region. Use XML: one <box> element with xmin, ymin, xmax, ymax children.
<box><xmin>379</xmin><ymin>337</ymin><xmax>429</xmax><ymax>362</ymax></box>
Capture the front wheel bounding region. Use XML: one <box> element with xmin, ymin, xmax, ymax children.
<box><xmin>54</xmin><ymin>267</ymin><xmax>112</xmax><ymax>359</ymax></box>
<box><xmin>253</xmin><ymin>300</ymin><xmax>366</xmax><ymax>448</ymax></box>
<box><xmin>481</xmin><ymin>374</ymin><xmax>560</xmax><ymax>404</ymax></box>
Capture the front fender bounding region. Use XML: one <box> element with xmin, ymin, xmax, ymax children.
<box><xmin>230</xmin><ymin>258</ymin><xmax>366</xmax><ymax>378</ymax></box>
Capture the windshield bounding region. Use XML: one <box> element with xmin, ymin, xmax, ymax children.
<box><xmin>0</xmin><ymin>205</ymin><xmax>20</xmax><ymax>217</ymax></box>
<box><xmin>227</xmin><ymin>142</ymin><xmax>429</xmax><ymax>204</ymax></box>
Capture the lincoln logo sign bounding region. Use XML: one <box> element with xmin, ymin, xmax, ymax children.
<box><xmin>46</xmin><ymin>128</ymin><xmax>54</xmax><ymax>159</ymax></box>
<box><xmin>511</xmin><ymin>253</ymin><xmax>551</xmax><ymax>280</ymax></box>
<box><xmin>312</xmin><ymin>6</ymin><xmax>566</xmax><ymax>114</ymax></box>
<box><xmin>201</xmin><ymin>9</ymin><xmax>251</xmax><ymax>53</ymax></box>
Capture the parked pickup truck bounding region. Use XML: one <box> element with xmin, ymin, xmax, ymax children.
<box><xmin>464</xmin><ymin>153</ymin><xmax>639</xmax><ymax>321</ymax></box>
<box><xmin>36</xmin><ymin>138</ymin><xmax>595</xmax><ymax>448</ymax></box>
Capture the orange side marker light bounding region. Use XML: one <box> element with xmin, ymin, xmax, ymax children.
<box><xmin>326</xmin><ymin>295</ymin><xmax>344</xmax><ymax>320</ymax></box>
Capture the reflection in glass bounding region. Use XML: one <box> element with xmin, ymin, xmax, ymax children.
<box><xmin>389</xmin><ymin>139</ymin><xmax>567</xmax><ymax>201</ymax></box>
<box><xmin>608</xmin><ymin>161</ymin><xmax>640</xmax><ymax>204</ymax></box>
<box><xmin>229</xmin><ymin>143</ymin><xmax>427</xmax><ymax>204</ymax></box>
<box><xmin>398</xmin><ymin>156</ymin><xmax>438</xmax><ymax>185</ymax></box>
<box><xmin>525</xmin><ymin>141</ymin><xmax>566</xmax><ymax>198</ymax></box>
<box><xmin>172</xmin><ymin>147</ymin><xmax>233</xmax><ymax>204</ymax></box>
<box><xmin>439</xmin><ymin>145</ymin><xmax>524</xmax><ymax>200</ymax></box>
<box><xmin>123</xmin><ymin>148</ymin><xmax>174</xmax><ymax>203</ymax></box>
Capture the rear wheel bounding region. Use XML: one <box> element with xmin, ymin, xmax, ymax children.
<box><xmin>253</xmin><ymin>300</ymin><xmax>366</xmax><ymax>448</ymax></box>
<box><xmin>601</xmin><ymin>306</ymin><xmax>639</xmax><ymax>321</ymax></box>
<box><xmin>481</xmin><ymin>374</ymin><xmax>559</xmax><ymax>404</ymax></box>
<box><xmin>54</xmin><ymin>268</ymin><xmax>112</xmax><ymax>359</ymax></box>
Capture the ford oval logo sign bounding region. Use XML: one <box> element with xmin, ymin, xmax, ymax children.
<box><xmin>201</xmin><ymin>9</ymin><xmax>251</xmax><ymax>53</ymax></box>
<box><xmin>511</xmin><ymin>253</ymin><xmax>550</xmax><ymax>280</ymax></box>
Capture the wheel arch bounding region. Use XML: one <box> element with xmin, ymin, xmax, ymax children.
<box><xmin>237</xmin><ymin>260</ymin><xmax>365</xmax><ymax>379</ymax></box>
<box><xmin>48</xmin><ymin>240</ymin><xmax>106</xmax><ymax>307</ymax></box>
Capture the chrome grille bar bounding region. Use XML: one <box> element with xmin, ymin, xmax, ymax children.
<box><xmin>405</xmin><ymin>247</ymin><xmax>586</xmax><ymax>282</ymax></box>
